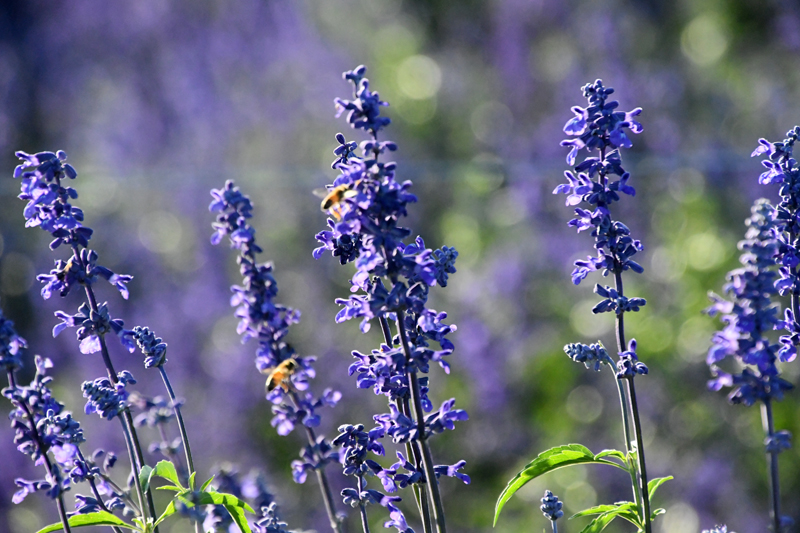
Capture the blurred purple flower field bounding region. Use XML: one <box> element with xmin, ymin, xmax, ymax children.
<box><xmin>1</xmin><ymin>1</ymin><xmax>799</xmax><ymax>532</ymax></box>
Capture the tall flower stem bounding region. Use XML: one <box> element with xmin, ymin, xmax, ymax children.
<box><xmin>395</xmin><ymin>309</ymin><xmax>447</xmax><ymax>533</ymax></box>
<box><xmin>289</xmin><ymin>391</ymin><xmax>343</xmax><ymax>533</ymax></box>
<box><xmin>761</xmin><ymin>400</ymin><xmax>783</xmax><ymax>533</ymax></box>
<box><xmin>77</xmin><ymin>272</ymin><xmax>160</xmax><ymax>532</ymax></box>
<box><xmin>357</xmin><ymin>476</ymin><xmax>371</xmax><ymax>533</ymax></box>
<box><xmin>613</xmin><ymin>270</ymin><xmax>651</xmax><ymax>533</ymax></box>
<box><xmin>76</xmin><ymin>448</ymin><xmax>125</xmax><ymax>533</ymax></box>
<box><xmin>378</xmin><ymin>315</ymin><xmax>434</xmax><ymax>533</ymax></box>
<box><xmin>613</xmin><ymin>378</ymin><xmax>641</xmax><ymax>512</ymax></box>
<box><xmin>118</xmin><ymin>417</ymin><xmax>148</xmax><ymax>525</ymax></box>
<box><xmin>157</xmin><ymin>367</ymin><xmax>195</xmax><ymax>479</ymax></box>
<box><xmin>6</xmin><ymin>371</ymin><xmax>73</xmax><ymax>533</ymax></box>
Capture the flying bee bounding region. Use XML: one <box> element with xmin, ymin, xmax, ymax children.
<box><xmin>262</xmin><ymin>358</ymin><xmax>299</xmax><ymax>393</ymax></box>
<box><xmin>315</xmin><ymin>180</ymin><xmax>362</xmax><ymax>220</ymax></box>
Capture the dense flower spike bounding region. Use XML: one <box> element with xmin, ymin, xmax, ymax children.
<box><xmin>316</xmin><ymin>64</ymin><xmax>465</xmax><ymax>533</ymax></box>
<box><xmin>752</xmin><ymin>127</ymin><xmax>800</xmax><ymax>362</ymax></box>
<box><xmin>707</xmin><ymin>200</ymin><xmax>793</xmax><ymax>405</ymax></box>
<box><xmin>554</xmin><ymin>80</ymin><xmax>655</xmax><ymax>533</ymax></box>
<box><xmin>210</xmin><ymin>180</ymin><xmax>343</xmax><ymax>532</ymax></box>
<box><xmin>0</xmin><ymin>306</ymin><xmax>26</xmax><ymax>373</ymax></box>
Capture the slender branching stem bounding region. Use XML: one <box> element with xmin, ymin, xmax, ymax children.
<box><xmin>357</xmin><ymin>476</ymin><xmax>371</xmax><ymax>533</ymax></box>
<box><xmin>551</xmin><ymin>520</ymin><xmax>558</xmax><ymax>533</ymax></box>
<box><xmin>378</xmin><ymin>315</ymin><xmax>434</xmax><ymax>533</ymax></box>
<box><xmin>612</xmin><ymin>269</ymin><xmax>652</xmax><ymax>533</ymax></box>
<box><xmin>76</xmin><ymin>448</ymin><xmax>124</xmax><ymax>533</ymax></box>
<box><xmin>761</xmin><ymin>400</ymin><xmax>783</xmax><ymax>533</ymax></box>
<box><xmin>99</xmin><ymin>473</ymin><xmax>141</xmax><ymax>513</ymax></box>
<box><xmin>118</xmin><ymin>417</ymin><xmax>148</xmax><ymax>524</ymax></box>
<box><xmin>613</xmin><ymin>378</ymin><xmax>641</xmax><ymax>511</ymax></box>
<box><xmin>289</xmin><ymin>391</ymin><xmax>343</xmax><ymax>533</ymax></box>
<box><xmin>158</xmin><ymin>367</ymin><xmax>195</xmax><ymax>481</ymax></box>
<box><xmin>395</xmin><ymin>310</ymin><xmax>447</xmax><ymax>533</ymax></box>
<box><xmin>7</xmin><ymin>371</ymin><xmax>73</xmax><ymax>533</ymax></box>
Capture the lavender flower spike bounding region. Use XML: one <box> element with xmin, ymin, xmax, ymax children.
<box><xmin>210</xmin><ymin>179</ymin><xmax>343</xmax><ymax>533</ymax></box>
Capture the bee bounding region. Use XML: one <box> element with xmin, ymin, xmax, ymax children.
<box><xmin>262</xmin><ymin>358</ymin><xmax>299</xmax><ymax>393</ymax></box>
<box><xmin>315</xmin><ymin>180</ymin><xmax>362</xmax><ymax>220</ymax></box>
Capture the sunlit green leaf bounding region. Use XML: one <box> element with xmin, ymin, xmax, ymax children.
<box><xmin>139</xmin><ymin>465</ymin><xmax>154</xmax><ymax>493</ymax></box>
<box><xmin>648</xmin><ymin>476</ymin><xmax>673</xmax><ymax>499</ymax></box>
<box><xmin>494</xmin><ymin>444</ymin><xmax>628</xmax><ymax>526</ymax></box>
<box><xmin>152</xmin><ymin>460</ymin><xmax>182</xmax><ymax>488</ymax></box>
<box><xmin>36</xmin><ymin>511</ymin><xmax>138</xmax><ymax>533</ymax></box>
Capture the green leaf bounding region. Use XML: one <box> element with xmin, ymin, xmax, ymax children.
<box><xmin>139</xmin><ymin>465</ymin><xmax>154</xmax><ymax>493</ymax></box>
<box><xmin>595</xmin><ymin>449</ymin><xmax>626</xmax><ymax>464</ymax></box>
<box><xmin>647</xmin><ymin>476</ymin><xmax>673</xmax><ymax>499</ymax></box>
<box><xmin>155</xmin><ymin>486</ymin><xmax>183</xmax><ymax>492</ymax></box>
<box><xmin>651</xmin><ymin>508</ymin><xmax>666</xmax><ymax>520</ymax></box>
<box><xmin>571</xmin><ymin>503</ymin><xmax>630</xmax><ymax>519</ymax></box>
<box><xmin>154</xmin><ymin>501</ymin><xmax>178</xmax><ymax>527</ymax></box>
<box><xmin>189</xmin><ymin>471</ymin><xmax>197</xmax><ymax>490</ymax></box>
<box><xmin>196</xmin><ymin>491</ymin><xmax>256</xmax><ymax>514</ymax></box>
<box><xmin>152</xmin><ymin>460</ymin><xmax>182</xmax><ymax>488</ymax></box>
<box><xmin>200</xmin><ymin>475</ymin><xmax>215</xmax><ymax>492</ymax></box>
<box><xmin>36</xmin><ymin>512</ymin><xmax>138</xmax><ymax>533</ymax></box>
<box><xmin>578</xmin><ymin>511</ymin><xmax>619</xmax><ymax>533</ymax></box>
<box><xmin>494</xmin><ymin>444</ymin><xmax>627</xmax><ymax>526</ymax></box>
<box><xmin>224</xmin><ymin>502</ymin><xmax>252</xmax><ymax>533</ymax></box>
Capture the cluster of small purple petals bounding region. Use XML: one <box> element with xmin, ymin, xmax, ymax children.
<box><xmin>707</xmin><ymin>199</ymin><xmax>794</xmax><ymax>405</ymax></box>
<box><xmin>333</xmin><ymin>424</ymin><xmax>386</xmax><ymax>477</ymax></box>
<box><xmin>253</xmin><ymin>503</ymin><xmax>293</xmax><ymax>533</ymax></box>
<box><xmin>592</xmin><ymin>285</ymin><xmax>646</xmax><ymax>314</ymax></box>
<box><xmin>3</xmin><ymin>354</ymin><xmax>83</xmax><ymax>503</ymax></box>
<box><xmin>615</xmin><ymin>339</ymin><xmax>648</xmax><ymax>379</ymax></box>
<box><xmin>540</xmin><ymin>490</ymin><xmax>563</xmax><ymax>521</ymax></box>
<box><xmin>765</xmin><ymin>430</ymin><xmax>792</xmax><ymax>454</ymax></box>
<box><xmin>332</xmin><ymin>132</ymin><xmax>358</xmax><ymax>169</ymax></box>
<box><xmin>433</xmin><ymin>460</ymin><xmax>470</xmax><ymax>484</ymax></box>
<box><xmin>132</xmin><ymin>326</ymin><xmax>168</xmax><ymax>368</ymax></box>
<box><xmin>38</xmin><ymin>248</ymin><xmax>132</xmax><ymax>301</ymax></box>
<box><xmin>53</xmin><ymin>302</ymin><xmax>135</xmax><ymax>355</ymax></box>
<box><xmin>334</xmin><ymin>65</ymin><xmax>391</xmax><ymax>135</ymax></box>
<box><xmin>269</xmin><ymin>387</ymin><xmax>341</xmax><ymax>436</ymax></box>
<box><xmin>81</xmin><ymin>371</ymin><xmax>136</xmax><ymax>420</ymax></box>
<box><xmin>290</xmin><ymin>435</ymin><xmax>338</xmax><ymax>484</ymax></box>
<box><xmin>753</xmin><ymin>128</ymin><xmax>800</xmax><ymax>362</ymax></box>
<box><xmin>13</xmin><ymin>151</ymin><xmax>89</xmax><ymax>250</ymax></box>
<box><xmin>564</xmin><ymin>342</ymin><xmax>612</xmax><ymax>371</ymax></box>
<box><xmin>0</xmin><ymin>306</ymin><xmax>26</xmax><ymax>372</ymax></box>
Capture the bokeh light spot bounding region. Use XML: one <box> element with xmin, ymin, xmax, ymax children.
<box><xmin>138</xmin><ymin>211</ymin><xmax>183</xmax><ymax>254</ymax></box>
<box><xmin>657</xmin><ymin>502</ymin><xmax>699</xmax><ymax>533</ymax></box>
<box><xmin>677</xmin><ymin>316</ymin><xmax>713</xmax><ymax>361</ymax></box>
<box><xmin>440</xmin><ymin>212</ymin><xmax>481</xmax><ymax>268</ymax></box>
<box><xmin>566</xmin><ymin>385</ymin><xmax>603</xmax><ymax>423</ymax></box>
<box><xmin>570</xmin><ymin>299</ymin><xmax>613</xmax><ymax>338</ymax></box>
<box><xmin>470</xmin><ymin>101</ymin><xmax>513</xmax><ymax>144</ymax></box>
<box><xmin>686</xmin><ymin>232</ymin><xmax>727</xmax><ymax>271</ymax></box>
<box><xmin>396</xmin><ymin>55</ymin><xmax>442</xmax><ymax>100</ymax></box>
<box><xmin>681</xmin><ymin>13</ymin><xmax>728</xmax><ymax>66</ymax></box>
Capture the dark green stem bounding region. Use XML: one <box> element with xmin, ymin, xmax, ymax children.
<box><xmin>157</xmin><ymin>367</ymin><xmax>195</xmax><ymax>481</ymax></box>
<box><xmin>77</xmin><ymin>448</ymin><xmax>124</xmax><ymax>533</ymax></box>
<box><xmin>613</xmin><ymin>269</ymin><xmax>651</xmax><ymax>533</ymax></box>
<box><xmin>118</xmin><ymin>416</ymin><xmax>148</xmax><ymax>524</ymax></box>
<box><xmin>358</xmin><ymin>476</ymin><xmax>371</xmax><ymax>533</ymax></box>
<box><xmin>396</xmin><ymin>310</ymin><xmax>447</xmax><ymax>533</ymax></box>
<box><xmin>378</xmin><ymin>316</ymin><xmax>434</xmax><ymax>533</ymax></box>
<box><xmin>289</xmin><ymin>391</ymin><xmax>344</xmax><ymax>533</ymax></box>
<box><xmin>761</xmin><ymin>400</ymin><xmax>783</xmax><ymax>533</ymax></box>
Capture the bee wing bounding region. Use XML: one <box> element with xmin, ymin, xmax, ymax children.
<box><xmin>312</xmin><ymin>187</ymin><xmax>330</xmax><ymax>199</ymax></box>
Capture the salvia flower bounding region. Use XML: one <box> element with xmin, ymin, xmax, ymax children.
<box><xmin>210</xmin><ymin>179</ymin><xmax>340</xmax><ymax>484</ymax></box>
<box><xmin>702</xmin><ymin>526</ymin><xmax>733</xmax><ymax>533</ymax></box>
<box><xmin>563</xmin><ymin>342</ymin><xmax>613</xmax><ymax>372</ymax></box>
<box><xmin>707</xmin><ymin>199</ymin><xmax>793</xmax><ymax>405</ymax></box>
<box><xmin>253</xmin><ymin>503</ymin><xmax>294</xmax><ymax>533</ymax></box>
<box><xmin>132</xmin><ymin>326</ymin><xmax>168</xmax><ymax>368</ymax></box>
<box><xmin>82</xmin><ymin>371</ymin><xmax>136</xmax><ymax>420</ymax></box>
<box><xmin>0</xmin><ymin>306</ymin><xmax>26</xmax><ymax>373</ymax></box>
<box><xmin>540</xmin><ymin>490</ymin><xmax>563</xmax><ymax>521</ymax></box>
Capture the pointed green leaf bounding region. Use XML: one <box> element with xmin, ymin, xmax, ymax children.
<box><xmin>651</xmin><ymin>508</ymin><xmax>666</xmax><ymax>520</ymax></box>
<box><xmin>494</xmin><ymin>444</ymin><xmax>627</xmax><ymax>526</ymax></box>
<box><xmin>36</xmin><ymin>512</ymin><xmax>138</xmax><ymax>533</ymax></box>
<box><xmin>196</xmin><ymin>491</ymin><xmax>256</xmax><ymax>514</ymax></box>
<box><xmin>155</xmin><ymin>486</ymin><xmax>183</xmax><ymax>492</ymax></box>
<box><xmin>139</xmin><ymin>465</ymin><xmax>154</xmax><ymax>493</ymax></box>
<box><xmin>647</xmin><ymin>476</ymin><xmax>673</xmax><ymax>499</ymax></box>
<box><xmin>189</xmin><ymin>471</ymin><xmax>197</xmax><ymax>490</ymax></box>
<box><xmin>154</xmin><ymin>500</ymin><xmax>178</xmax><ymax>527</ymax></box>
<box><xmin>153</xmin><ymin>460</ymin><xmax>182</xmax><ymax>488</ymax></box>
<box><xmin>571</xmin><ymin>503</ymin><xmax>631</xmax><ymax>519</ymax></box>
<box><xmin>200</xmin><ymin>475</ymin><xmax>216</xmax><ymax>492</ymax></box>
<box><xmin>595</xmin><ymin>449</ymin><xmax>626</xmax><ymax>464</ymax></box>
<box><xmin>224</xmin><ymin>502</ymin><xmax>253</xmax><ymax>533</ymax></box>
<box><xmin>578</xmin><ymin>511</ymin><xmax>619</xmax><ymax>533</ymax></box>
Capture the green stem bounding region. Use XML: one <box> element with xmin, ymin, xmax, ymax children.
<box><xmin>157</xmin><ymin>367</ymin><xmax>196</xmax><ymax>479</ymax></box>
<box><xmin>761</xmin><ymin>400</ymin><xmax>783</xmax><ymax>533</ymax></box>
<box><xmin>378</xmin><ymin>315</ymin><xmax>434</xmax><ymax>533</ymax></box>
<box><xmin>396</xmin><ymin>310</ymin><xmax>447</xmax><ymax>533</ymax></box>
<box><xmin>358</xmin><ymin>476</ymin><xmax>371</xmax><ymax>533</ymax></box>
<box><xmin>118</xmin><ymin>416</ymin><xmax>148</xmax><ymax>524</ymax></box>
